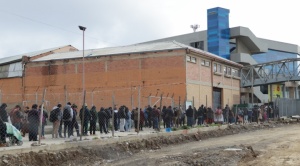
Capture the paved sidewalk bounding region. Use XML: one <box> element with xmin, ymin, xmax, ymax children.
<box><xmin>0</xmin><ymin>125</ymin><xmax>227</xmax><ymax>156</ymax></box>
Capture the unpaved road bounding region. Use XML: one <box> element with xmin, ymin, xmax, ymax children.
<box><xmin>2</xmin><ymin>123</ymin><xmax>300</xmax><ymax>166</ymax></box>
<box><xmin>108</xmin><ymin>123</ymin><xmax>300</xmax><ymax>166</ymax></box>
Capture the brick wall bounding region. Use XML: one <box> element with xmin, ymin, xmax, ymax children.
<box><xmin>24</xmin><ymin>50</ymin><xmax>187</xmax><ymax>109</ymax></box>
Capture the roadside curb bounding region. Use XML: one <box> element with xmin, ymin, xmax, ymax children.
<box><xmin>0</xmin><ymin>125</ymin><xmax>228</xmax><ymax>156</ymax></box>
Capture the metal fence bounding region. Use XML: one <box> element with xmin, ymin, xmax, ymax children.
<box><xmin>277</xmin><ymin>98</ymin><xmax>300</xmax><ymax>117</ymax></box>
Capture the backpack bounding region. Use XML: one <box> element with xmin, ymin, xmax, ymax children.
<box><xmin>63</xmin><ymin>108</ymin><xmax>71</xmax><ymax>120</ymax></box>
<box><xmin>50</xmin><ymin>108</ymin><xmax>58</xmax><ymax>122</ymax></box>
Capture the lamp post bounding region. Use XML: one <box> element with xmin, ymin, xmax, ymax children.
<box><xmin>79</xmin><ymin>25</ymin><xmax>86</xmax><ymax>139</ymax></box>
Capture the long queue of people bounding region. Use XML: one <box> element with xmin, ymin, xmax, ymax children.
<box><xmin>1</xmin><ymin>102</ymin><xmax>276</xmax><ymax>145</ymax></box>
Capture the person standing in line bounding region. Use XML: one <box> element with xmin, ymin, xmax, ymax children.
<box><xmin>186</xmin><ymin>105</ymin><xmax>194</xmax><ymax>127</ymax></box>
<box><xmin>118</xmin><ymin>106</ymin><xmax>126</xmax><ymax>132</ymax></box>
<box><xmin>98</xmin><ymin>107</ymin><xmax>108</xmax><ymax>134</ymax></box>
<box><xmin>62</xmin><ymin>102</ymin><xmax>73</xmax><ymax>138</ymax></box>
<box><xmin>161</xmin><ymin>106</ymin><xmax>167</xmax><ymax>128</ymax></box>
<box><xmin>38</xmin><ymin>105</ymin><xmax>48</xmax><ymax>139</ymax></box>
<box><xmin>0</xmin><ymin>103</ymin><xmax>8</xmax><ymax>123</ymax></box>
<box><xmin>125</xmin><ymin>107</ymin><xmax>132</xmax><ymax>132</ymax></box>
<box><xmin>206</xmin><ymin>107</ymin><xmax>214</xmax><ymax>124</ymax></box>
<box><xmin>105</xmin><ymin>107</ymin><xmax>112</xmax><ymax>133</ymax></box>
<box><xmin>51</xmin><ymin>104</ymin><xmax>61</xmax><ymax>139</ymax></box>
<box><xmin>21</xmin><ymin>106</ymin><xmax>30</xmax><ymax>137</ymax></box>
<box><xmin>80</xmin><ymin>103</ymin><xmax>91</xmax><ymax>136</ymax></box>
<box><xmin>89</xmin><ymin>106</ymin><xmax>97</xmax><ymax>135</ymax></box>
<box><xmin>139</xmin><ymin>108</ymin><xmax>145</xmax><ymax>131</ymax></box>
<box><xmin>224</xmin><ymin>104</ymin><xmax>230</xmax><ymax>124</ymax></box>
<box><xmin>243</xmin><ymin>107</ymin><xmax>249</xmax><ymax>124</ymax></box>
<box><xmin>146</xmin><ymin>105</ymin><xmax>153</xmax><ymax>128</ymax></box>
<box><xmin>113</xmin><ymin>106</ymin><xmax>119</xmax><ymax>132</ymax></box>
<box><xmin>165</xmin><ymin>106</ymin><xmax>174</xmax><ymax>128</ymax></box>
<box><xmin>197</xmin><ymin>105</ymin><xmax>204</xmax><ymax>125</ymax></box>
<box><xmin>28</xmin><ymin>104</ymin><xmax>39</xmax><ymax>141</ymax></box>
<box><xmin>10</xmin><ymin>105</ymin><xmax>23</xmax><ymax>130</ymax></box>
<box><xmin>143</xmin><ymin>106</ymin><xmax>148</xmax><ymax>127</ymax></box>
<box><xmin>71</xmin><ymin>104</ymin><xmax>80</xmax><ymax>137</ymax></box>
<box><xmin>152</xmin><ymin>105</ymin><xmax>160</xmax><ymax>131</ymax></box>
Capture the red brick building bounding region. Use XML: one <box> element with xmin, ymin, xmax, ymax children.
<box><xmin>0</xmin><ymin>41</ymin><xmax>242</xmax><ymax>110</ymax></box>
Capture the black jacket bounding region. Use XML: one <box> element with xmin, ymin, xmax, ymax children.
<box><xmin>79</xmin><ymin>106</ymin><xmax>91</xmax><ymax>122</ymax></box>
<box><xmin>0</xmin><ymin>107</ymin><xmax>8</xmax><ymax>122</ymax></box>
<box><xmin>28</xmin><ymin>109</ymin><xmax>39</xmax><ymax>125</ymax></box>
<box><xmin>98</xmin><ymin>110</ymin><xmax>108</xmax><ymax>123</ymax></box>
<box><xmin>118</xmin><ymin>107</ymin><xmax>127</xmax><ymax>119</ymax></box>
<box><xmin>186</xmin><ymin>107</ymin><xmax>194</xmax><ymax>117</ymax></box>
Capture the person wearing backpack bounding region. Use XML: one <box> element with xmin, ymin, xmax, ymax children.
<box><xmin>51</xmin><ymin>104</ymin><xmax>62</xmax><ymax>139</ymax></box>
<box><xmin>62</xmin><ymin>102</ymin><xmax>73</xmax><ymax>138</ymax></box>
<box><xmin>89</xmin><ymin>106</ymin><xmax>97</xmax><ymax>135</ymax></box>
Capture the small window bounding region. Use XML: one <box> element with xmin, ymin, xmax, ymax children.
<box><xmin>227</xmin><ymin>67</ymin><xmax>231</xmax><ymax>75</ymax></box>
<box><xmin>217</xmin><ymin>64</ymin><xmax>222</xmax><ymax>73</ymax></box>
<box><xmin>191</xmin><ymin>57</ymin><xmax>196</xmax><ymax>63</ymax></box>
<box><xmin>213</xmin><ymin>63</ymin><xmax>217</xmax><ymax>72</ymax></box>
<box><xmin>205</xmin><ymin>61</ymin><xmax>210</xmax><ymax>67</ymax></box>
<box><xmin>232</xmin><ymin>69</ymin><xmax>239</xmax><ymax>77</ymax></box>
<box><xmin>224</xmin><ymin>66</ymin><xmax>227</xmax><ymax>74</ymax></box>
<box><xmin>201</xmin><ymin>60</ymin><xmax>205</xmax><ymax>66</ymax></box>
<box><xmin>186</xmin><ymin>56</ymin><xmax>191</xmax><ymax>62</ymax></box>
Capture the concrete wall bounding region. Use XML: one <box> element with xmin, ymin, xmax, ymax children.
<box><xmin>23</xmin><ymin>50</ymin><xmax>187</xmax><ymax>109</ymax></box>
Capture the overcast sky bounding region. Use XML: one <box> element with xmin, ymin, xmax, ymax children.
<box><xmin>0</xmin><ymin>0</ymin><xmax>299</xmax><ymax>58</ymax></box>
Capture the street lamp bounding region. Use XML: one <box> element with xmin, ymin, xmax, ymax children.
<box><xmin>78</xmin><ymin>25</ymin><xmax>86</xmax><ymax>139</ymax></box>
<box><xmin>78</xmin><ymin>25</ymin><xmax>86</xmax><ymax>92</ymax></box>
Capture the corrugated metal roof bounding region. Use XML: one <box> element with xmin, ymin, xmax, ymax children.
<box><xmin>32</xmin><ymin>41</ymin><xmax>242</xmax><ymax>67</ymax></box>
<box><xmin>0</xmin><ymin>45</ymin><xmax>72</xmax><ymax>65</ymax></box>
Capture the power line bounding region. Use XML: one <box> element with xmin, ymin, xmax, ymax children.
<box><xmin>0</xmin><ymin>8</ymin><xmax>121</xmax><ymax>46</ymax></box>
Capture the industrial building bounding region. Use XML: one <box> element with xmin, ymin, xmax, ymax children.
<box><xmin>0</xmin><ymin>41</ymin><xmax>242</xmax><ymax>110</ymax></box>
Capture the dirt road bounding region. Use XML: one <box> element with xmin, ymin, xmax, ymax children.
<box><xmin>108</xmin><ymin>123</ymin><xmax>300</xmax><ymax>166</ymax></box>
<box><xmin>2</xmin><ymin>123</ymin><xmax>300</xmax><ymax>166</ymax></box>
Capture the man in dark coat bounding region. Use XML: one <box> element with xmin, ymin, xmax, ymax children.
<box><xmin>28</xmin><ymin>104</ymin><xmax>39</xmax><ymax>141</ymax></box>
<box><xmin>0</xmin><ymin>103</ymin><xmax>8</xmax><ymax>123</ymax></box>
<box><xmin>186</xmin><ymin>105</ymin><xmax>194</xmax><ymax>127</ymax></box>
<box><xmin>89</xmin><ymin>106</ymin><xmax>97</xmax><ymax>135</ymax></box>
<box><xmin>165</xmin><ymin>106</ymin><xmax>174</xmax><ymax>128</ymax></box>
<box><xmin>98</xmin><ymin>107</ymin><xmax>108</xmax><ymax>134</ymax></box>
<box><xmin>79</xmin><ymin>104</ymin><xmax>91</xmax><ymax>136</ymax></box>
<box><xmin>105</xmin><ymin>107</ymin><xmax>112</xmax><ymax>133</ymax></box>
<box><xmin>197</xmin><ymin>105</ymin><xmax>204</xmax><ymax>125</ymax></box>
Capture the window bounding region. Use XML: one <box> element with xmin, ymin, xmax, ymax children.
<box><xmin>224</xmin><ymin>66</ymin><xmax>227</xmax><ymax>74</ymax></box>
<box><xmin>205</xmin><ymin>61</ymin><xmax>210</xmax><ymax>67</ymax></box>
<box><xmin>201</xmin><ymin>60</ymin><xmax>205</xmax><ymax>66</ymax></box>
<box><xmin>191</xmin><ymin>57</ymin><xmax>197</xmax><ymax>63</ymax></box>
<box><xmin>201</xmin><ymin>59</ymin><xmax>210</xmax><ymax>67</ymax></box>
<box><xmin>227</xmin><ymin>67</ymin><xmax>231</xmax><ymax>75</ymax></box>
<box><xmin>213</xmin><ymin>63</ymin><xmax>217</xmax><ymax>72</ymax></box>
<box><xmin>214</xmin><ymin>63</ymin><xmax>222</xmax><ymax>72</ymax></box>
<box><xmin>217</xmin><ymin>64</ymin><xmax>222</xmax><ymax>73</ymax></box>
<box><xmin>190</xmin><ymin>41</ymin><xmax>204</xmax><ymax>50</ymax></box>
<box><xmin>232</xmin><ymin>68</ymin><xmax>239</xmax><ymax>77</ymax></box>
<box><xmin>186</xmin><ymin>56</ymin><xmax>191</xmax><ymax>62</ymax></box>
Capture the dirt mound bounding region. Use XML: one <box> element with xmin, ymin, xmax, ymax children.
<box><xmin>0</xmin><ymin>122</ymin><xmax>288</xmax><ymax>166</ymax></box>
